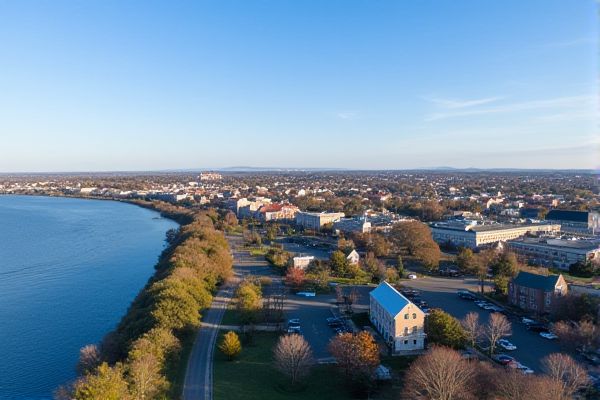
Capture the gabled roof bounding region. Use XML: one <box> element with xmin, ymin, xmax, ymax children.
<box><xmin>546</xmin><ymin>210</ymin><xmax>588</xmax><ymax>223</ymax></box>
<box><xmin>370</xmin><ymin>282</ymin><xmax>410</xmax><ymax>318</ymax></box>
<box><xmin>512</xmin><ymin>271</ymin><xmax>562</xmax><ymax>291</ymax></box>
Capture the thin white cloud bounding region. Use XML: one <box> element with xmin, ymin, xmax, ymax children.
<box><xmin>337</xmin><ymin>111</ymin><xmax>357</xmax><ymax>120</ymax></box>
<box><xmin>424</xmin><ymin>96</ymin><xmax>502</xmax><ymax>109</ymax></box>
<box><xmin>544</xmin><ymin>37</ymin><xmax>596</xmax><ymax>48</ymax></box>
<box><xmin>426</xmin><ymin>95</ymin><xmax>594</xmax><ymax>121</ymax></box>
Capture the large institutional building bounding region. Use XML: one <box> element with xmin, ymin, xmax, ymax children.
<box><xmin>295</xmin><ymin>211</ymin><xmax>345</xmax><ymax>230</ymax></box>
<box><xmin>430</xmin><ymin>220</ymin><xmax>560</xmax><ymax>249</ymax></box>
<box><xmin>545</xmin><ymin>210</ymin><xmax>600</xmax><ymax>235</ymax></box>
<box><xmin>508</xmin><ymin>237</ymin><xmax>600</xmax><ymax>270</ymax></box>
<box><xmin>369</xmin><ymin>282</ymin><xmax>425</xmax><ymax>354</ymax></box>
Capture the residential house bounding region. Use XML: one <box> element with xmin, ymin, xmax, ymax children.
<box><xmin>292</xmin><ymin>256</ymin><xmax>315</xmax><ymax>269</ymax></box>
<box><xmin>346</xmin><ymin>249</ymin><xmax>360</xmax><ymax>265</ymax></box>
<box><xmin>508</xmin><ymin>271</ymin><xmax>568</xmax><ymax>313</ymax></box>
<box><xmin>369</xmin><ymin>282</ymin><xmax>426</xmax><ymax>353</ymax></box>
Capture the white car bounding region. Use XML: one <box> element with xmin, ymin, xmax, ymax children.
<box><xmin>522</xmin><ymin>317</ymin><xmax>536</xmax><ymax>325</ymax></box>
<box><xmin>498</xmin><ymin>339</ymin><xmax>517</xmax><ymax>351</ymax></box>
<box><xmin>407</xmin><ymin>274</ymin><xmax>417</xmax><ymax>280</ymax></box>
<box><xmin>296</xmin><ymin>291</ymin><xmax>316</xmax><ymax>297</ymax></box>
<box><xmin>540</xmin><ymin>332</ymin><xmax>558</xmax><ymax>340</ymax></box>
<box><xmin>515</xmin><ymin>363</ymin><xmax>534</xmax><ymax>374</ymax></box>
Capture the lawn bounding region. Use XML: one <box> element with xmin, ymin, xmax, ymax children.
<box><xmin>213</xmin><ymin>332</ymin><xmax>402</xmax><ymax>400</ymax></box>
<box><xmin>220</xmin><ymin>306</ymin><xmax>241</xmax><ymax>327</ymax></box>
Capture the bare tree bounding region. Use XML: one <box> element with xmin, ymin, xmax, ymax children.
<box><xmin>76</xmin><ymin>344</ymin><xmax>101</xmax><ymax>375</ymax></box>
<box><xmin>493</xmin><ymin>369</ymin><xmax>571</xmax><ymax>400</ymax></box>
<box><xmin>273</xmin><ymin>334</ymin><xmax>314</xmax><ymax>386</ymax></box>
<box><xmin>461</xmin><ymin>312</ymin><xmax>481</xmax><ymax>348</ymax></box>
<box><xmin>541</xmin><ymin>353</ymin><xmax>590</xmax><ymax>398</ymax></box>
<box><xmin>484</xmin><ymin>313</ymin><xmax>511</xmax><ymax>355</ymax></box>
<box><xmin>403</xmin><ymin>346</ymin><xmax>475</xmax><ymax>400</ymax></box>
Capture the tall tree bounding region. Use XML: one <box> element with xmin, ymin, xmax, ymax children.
<box><xmin>330</xmin><ymin>250</ymin><xmax>349</xmax><ymax>277</ymax></box>
<box><xmin>73</xmin><ymin>363</ymin><xmax>130</xmax><ymax>400</ymax></box>
<box><xmin>328</xmin><ymin>331</ymin><xmax>379</xmax><ymax>388</ymax></box>
<box><xmin>542</xmin><ymin>353</ymin><xmax>589</xmax><ymax>398</ymax></box>
<box><xmin>403</xmin><ymin>346</ymin><xmax>475</xmax><ymax>400</ymax></box>
<box><xmin>461</xmin><ymin>312</ymin><xmax>481</xmax><ymax>349</ymax></box>
<box><xmin>484</xmin><ymin>313</ymin><xmax>511</xmax><ymax>355</ymax></box>
<box><xmin>273</xmin><ymin>334</ymin><xmax>314</xmax><ymax>386</ymax></box>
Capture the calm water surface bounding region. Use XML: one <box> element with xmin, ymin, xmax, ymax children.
<box><xmin>0</xmin><ymin>196</ymin><xmax>178</xmax><ymax>399</ymax></box>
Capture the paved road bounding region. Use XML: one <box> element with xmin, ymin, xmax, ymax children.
<box><xmin>183</xmin><ymin>236</ymin><xmax>281</xmax><ymax>400</ymax></box>
<box><xmin>400</xmin><ymin>276</ymin><xmax>563</xmax><ymax>372</ymax></box>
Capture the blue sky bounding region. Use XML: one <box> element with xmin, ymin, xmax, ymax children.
<box><xmin>0</xmin><ymin>0</ymin><xmax>597</xmax><ymax>171</ymax></box>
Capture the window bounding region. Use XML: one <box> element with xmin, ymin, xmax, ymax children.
<box><xmin>404</xmin><ymin>327</ymin><xmax>409</xmax><ymax>335</ymax></box>
<box><xmin>404</xmin><ymin>313</ymin><xmax>409</xmax><ymax>319</ymax></box>
<box><xmin>413</xmin><ymin>340</ymin><xmax>417</xmax><ymax>345</ymax></box>
<box><xmin>404</xmin><ymin>340</ymin><xmax>408</xmax><ymax>345</ymax></box>
<box><xmin>412</xmin><ymin>326</ymin><xmax>418</xmax><ymax>334</ymax></box>
<box><xmin>412</xmin><ymin>313</ymin><xmax>417</xmax><ymax>319</ymax></box>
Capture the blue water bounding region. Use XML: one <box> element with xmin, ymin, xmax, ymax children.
<box><xmin>0</xmin><ymin>195</ymin><xmax>178</xmax><ymax>399</ymax></box>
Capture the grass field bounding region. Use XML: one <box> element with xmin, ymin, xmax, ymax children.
<box><xmin>213</xmin><ymin>332</ymin><xmax>404</xmax><ymax>400</ymax></box>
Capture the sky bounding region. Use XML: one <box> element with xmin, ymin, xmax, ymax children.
<box><xmin>0</xmin><ymin>0</ymin><xmax>597</xmax><ymax>172</ymax></box>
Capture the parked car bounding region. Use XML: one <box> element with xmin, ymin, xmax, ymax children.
<box><xmin>539</xmin><ymin>332</ymin><xmax>558</xmax><ymax>340</ymax></box>
<box><xmin>521</xmin><ymin>317</ymin><xmax>536</xmax><ymax>325</ymax></box>
<box><xmin>457</xmin><ymin>290</ymin><xmax>476</xmax><ymax>300</ymax></box>
<box><xmin>296</xmin><ymin>291</ymin><xmax>316</xmax><ymax>297</ymax></box>
<box><xmin>288</xmin><ymin>318</ymin><xmax>301</xmax><ymax>326</ymax></box>
<box><xmin>287</xmin><ymin>326</ymin><xmax>302</xmax><ymax>334</ymax></box>
<box><xmin>511</xmin><ymin>362</ymin><xmax>534</xmax><ymax>374</ymax></box>
<box><xmin>493</xmin><ymin>354</ymin><xmax>515</xmax><ymax>365</ymax></box>
<box><xmin>498</xmin><ymin>339</ymin><xmax>517</xmax><ymax>351</ymax></box>
<box><xmin>527</xmin><ymin>323</ymin><xmax>549</xmax><ymax>333</ymax></box>
<box><xmin>407</xmin><ymin>274</ymin><xmax>417</xmax><ymax>280</ymax></box>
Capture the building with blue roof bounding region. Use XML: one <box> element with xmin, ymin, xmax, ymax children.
<box><xmin>369</xmin><ymin>282</ymin><xmax>425</xmax><ymax>353</ymax></box>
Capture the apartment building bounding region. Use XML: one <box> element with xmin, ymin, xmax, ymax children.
<box><xmin>508</xmin><ymin>237</ymin><xmax>600</xmax><ymax>270</ymax></box>
<box><xmin>508</xmin><ymin>271</ymin><xmax>567</xmax><ymax>313</ymax></box>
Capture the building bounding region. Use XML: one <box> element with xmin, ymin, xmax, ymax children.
<box><xmin>333</xmin><ymin>217</ymin><xmax>371</xmax><ymax>234</ymax></box>
<box><xmin>235</xmin><ymin>197</ymin><xmax>271</xmax><ymax>218</ymax></box>
<box><xmin>257</xmin><ymin>203</ymin><xmax>299</xmax><ymax>222</ymax></box>
<box><xmin>508</xmin><ymin>237</ymin><xmax>600</xmax><ymax>270</ymax></box>
<box><xmin>369</xmin><ymin>282</ymin><xmax>426</xmax><ymax>353</ymax></box>
<box><xmin>292</xmin><ymin>256</ymin><xmax>314</xmax><ymax>269</ymax></box>
<box><xmin>430</xmin><ymin>220</ymin><xmax>561</xmax><ymax>249</ymax></box>
<box><xmin>545</xmin><ymin>210</ymin><xmax>600</xmax><ymax>235</ymax></box>
<box><xmin>508</xmin><ymin>271</ymin><xmax>568</xmax><ymax>313</ymax></box>
<box><xmin>346</xmin><ymin>249</ymin><xmax>360</xmax><ymax>265</ymax></box>
<box><xmin>199</xmin><ymin>172</ymin><xmax>222</xmax><ymax>181</ymax></box>
<box><xmin>295</xmin><ymin>211</ymin><xmax>345</xmax><ymax>231</ymax></box>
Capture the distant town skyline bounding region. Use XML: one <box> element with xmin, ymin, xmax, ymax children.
<box><xmin>0</xmin><ymin>0</ymin><xmax>597</xmax><ymax>172</ymax></box>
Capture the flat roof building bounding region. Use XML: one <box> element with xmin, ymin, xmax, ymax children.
<box><xmin>546</xmin><ymin>210</ymin><xmax>600</xmax><ymax>235</ymax></box>
<box><xmin>430</xmin><ymin>220</ymin><xmax>560</xmax><ymax>249</ymax></box>
<box><xmin>295</xmin><ymin>211</ymin><xmax>345</xmax><ymax>231</ymax></box>
<box><xmin>508</xmin><ymin>237</ymin><xmax>600</xmax><ymax>270</ymax></box>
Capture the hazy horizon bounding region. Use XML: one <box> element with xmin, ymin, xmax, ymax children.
<box><xmin>0</xmin><ymin>1</ymin><xmax>598</xmax><ymax>172</ymax></box>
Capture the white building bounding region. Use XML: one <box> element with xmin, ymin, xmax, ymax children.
<box><xmin>346</xmin><ymin>249</ymin><xmax>360</xmax><ymax>265</ymax></box>
<box><xmin>508</xmin><ymin>238</ymin><xmax>600</xmax><ymax>270</ymax></box>
<box><xmin>369</xmin><ymin>282</ymin><xmax>426</xmax><ymax>353</ymax></box>
<box><xmin>292</xmin><ymin>256</ymin><xmax>315</xmax><ymax>269</ymax></box>
<box><xmin>430</xmin><ymin>220</ymin><xmax>561</xmax><ymax>249</ymax></box>
<box><xmin>295</xmin><ymin>211</ymin><xmax>345</xmax><ymax>231</ymax></box>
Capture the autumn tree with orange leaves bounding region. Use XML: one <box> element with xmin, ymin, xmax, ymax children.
<box><xmin>328</xmin><ymin>331</ymin><xmax>380</xmax><ymax>390</ymax></box>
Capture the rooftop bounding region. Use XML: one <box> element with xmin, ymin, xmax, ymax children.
<box><xmin>370</xmin><ymin>281</ymin><xmax>411</xmax><ymax>317</ymax></box>
<box><xmin>512</xmin><ymin>271</ymin><xmax>562</xmax><ymax>291</ymax></box>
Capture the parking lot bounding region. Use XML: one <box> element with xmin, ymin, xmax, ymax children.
<box><xmin>400</xmin><ymin>276</ymin><xmax>564</xmax><ymax>372</ymax></box>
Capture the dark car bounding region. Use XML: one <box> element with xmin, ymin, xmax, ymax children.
<box><xmin>493</xmin><ymin>354</ymin><xmax>515</xmax><ymax>365</ymax></box>
<box><xmin>526</xmin><ymin>323</ymin><xmax>549</xmax><ymax>333</ymax></box>
<box><xmin>458</xmin><ymin>291</ymin><xmax>476</xmax><ymax>300</ymax></box>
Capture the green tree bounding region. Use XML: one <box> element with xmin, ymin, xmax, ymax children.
<box><xmin>491</xmin><ymin>251</ymin><xmax>519</xmax><ymax>277</ymax></box>
<box><xmin>569</xmin><ymin>260</ymin><xmax>597</xmax><ymax>278</ymax></box>
<box><xmin>456</xmin><ymin>248</ymin><xmax>475</xmax><ymax>273</ymax></box>
<box><xmin>73</xmin><ymin>363</ymin><xmax>130</xmax><ymax>400</ymax></box>
<box><xmin>396</xmin><ymin>255</ymin><xmax>405</xmax><ymax>277</ymax></box>
<box><xmin>330</xmin><ymin>250</ymin><xmax>349</xmax><ymax>277</ymax></box>
<box><xmin>235</xmin><ymin>280</ymin><xmax>262</xmax><ymax>325</ymax></box>
<box><xmin>425</xmin><ymin>309</ymin><xmax>466</xmax><ymax>349</ymax></box>
<box><xmin>219</xmin><ymin>331</ymin><xmax>242</xmax><ymax>361</ymax></box>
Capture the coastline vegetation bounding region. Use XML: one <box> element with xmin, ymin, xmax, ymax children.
<box><xmin>56</xmin><ymin>200</ymin><xmax>233</xmax><ymax>400</ymax></box>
